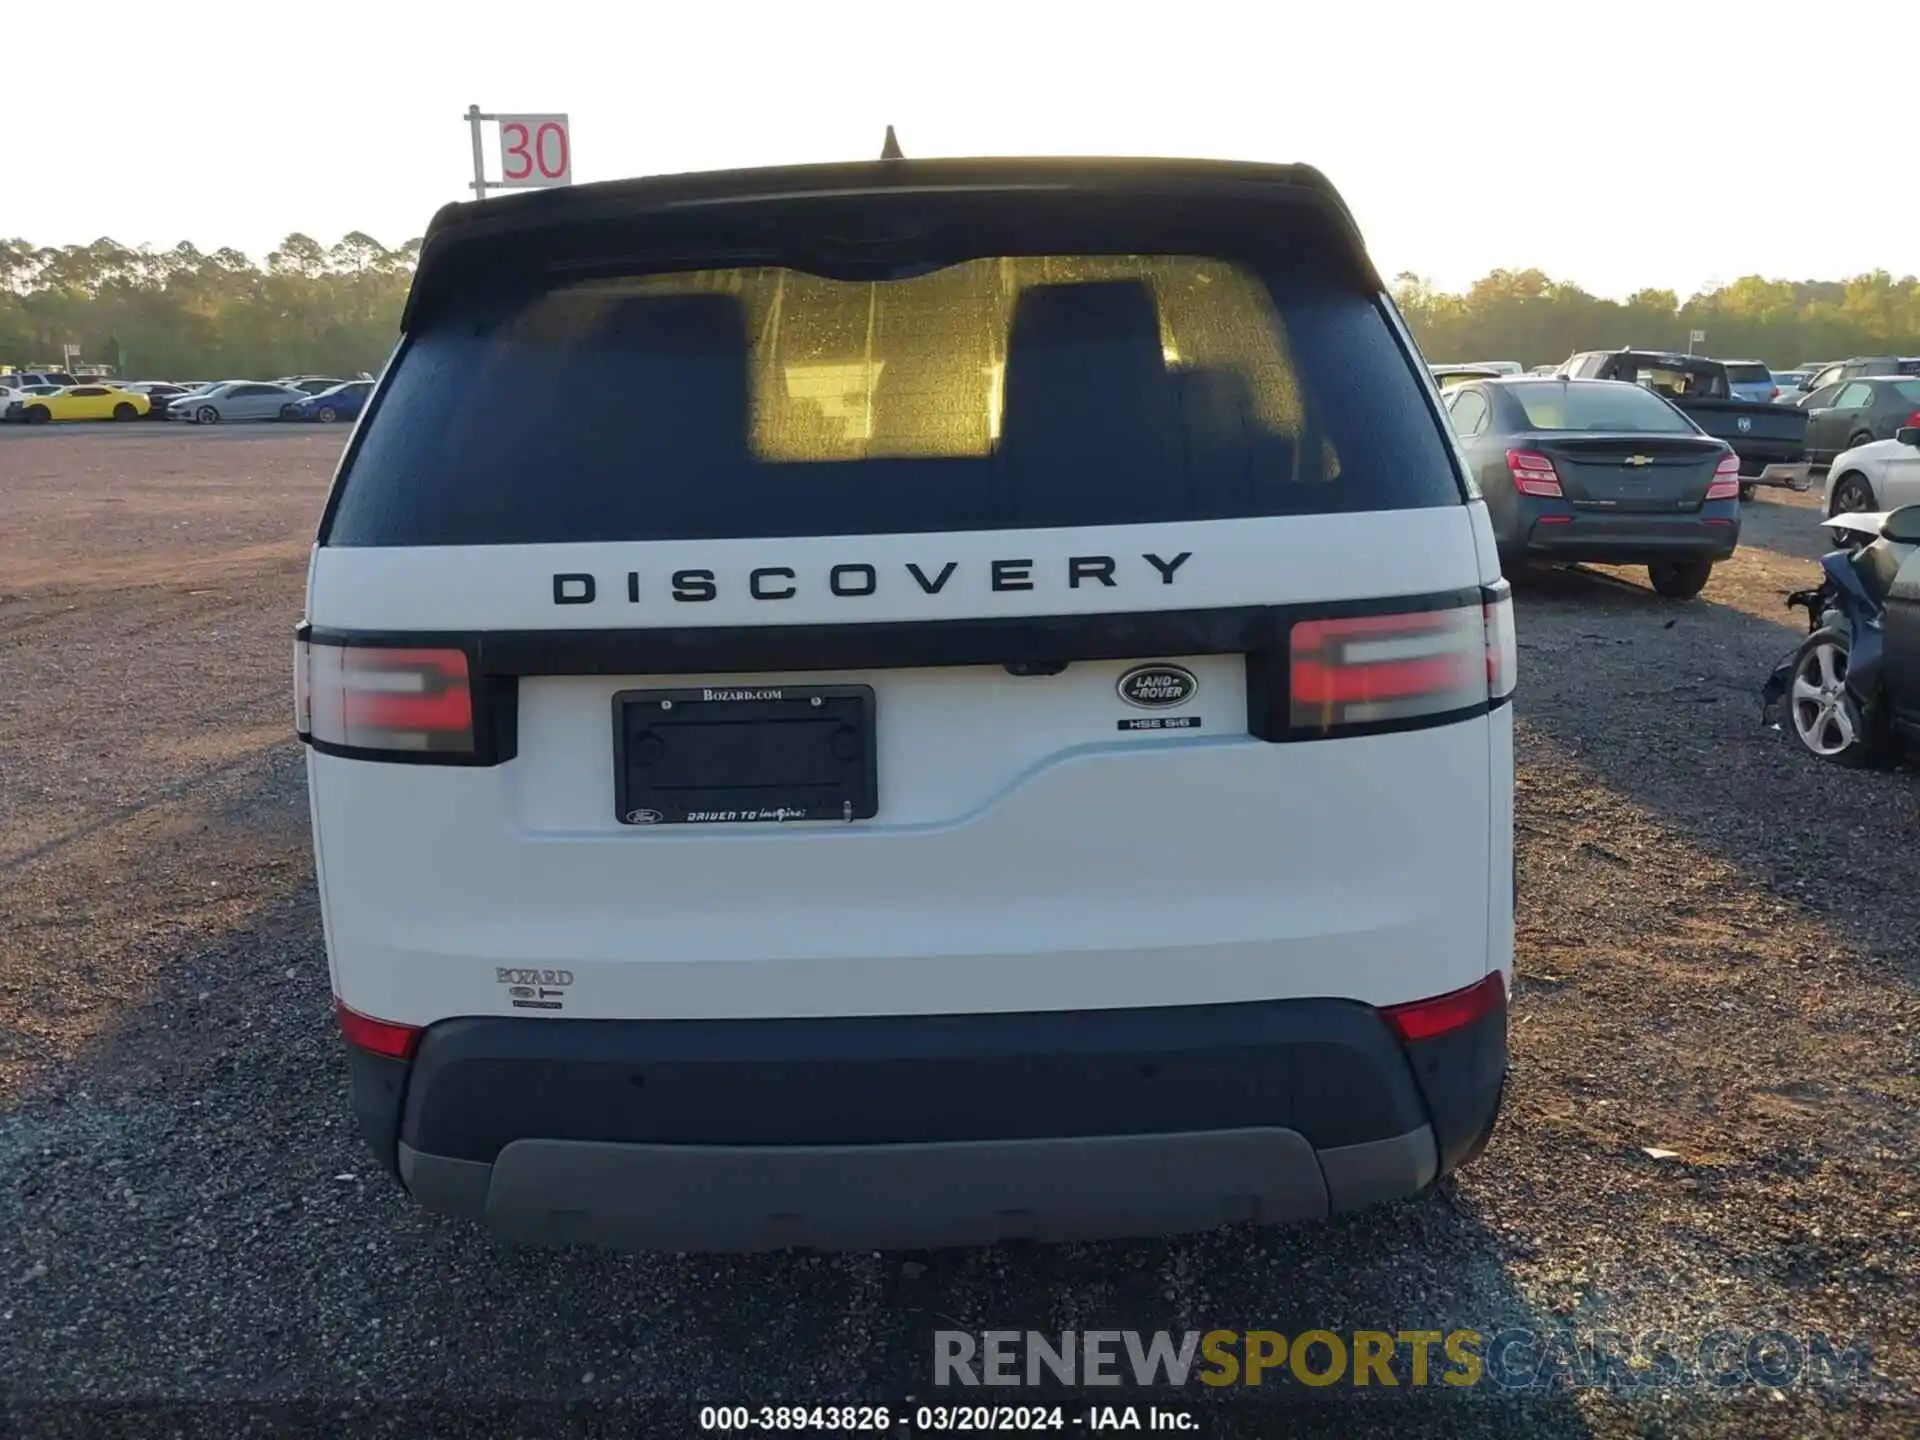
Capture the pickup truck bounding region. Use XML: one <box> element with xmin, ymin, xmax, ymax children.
<box><xmin>1560</xmin><ymin>350</ymin><xmax>1811</xmax><ymax>498</ymax></box>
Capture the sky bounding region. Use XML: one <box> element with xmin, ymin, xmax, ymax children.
<box><xmin>10</xmin><ymin>1</ymin><xmax>1906</xmax><ymax>300</ymax></box>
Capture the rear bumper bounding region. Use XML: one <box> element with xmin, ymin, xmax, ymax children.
<box><xmin>351</xmin><ymin>991</ymin><xmax>1507</xmax><ymax>1252</ymax></box>
<box><xmin>1514</xmin><ymin>505</ymin><xmax>1739</xmax><ymax>565</ymax></box>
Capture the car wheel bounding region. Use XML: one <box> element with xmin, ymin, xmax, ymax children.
<box><xmin>1787</xmin><ymin>627</ymin><xmax>1892</xmax><ymax>768</ymax></box>
<box><xmin>317</xmin><ymin>407</ymin><xmax>338</xmax><ymax>423</ymax></box>
<box><xmin>112</xmin><ymin>402</ymin><xmax>138</xmax><ymax>421</ymax></box>
<box><xmin>24</xmin><ymin>405</ymin><xmax>49</xmax><ymax>424</ymax></box>
<box><xmin>1828</xmin><ymin>472</ymin><xmax>1876</xmax><ymax>517</ymax></box>
<box><xmin>196</xmin><ymin>405</ymin><xmax>219</xmax><ymax>425</ymax></box>
<box><xmin>1738</xmin><ymin>482</ymin><xmax>1755</xmax><ymax>501</ymax></box>
<box><xmin>1647</xmin><ymin>559</ymin><xmax>1713</xmax><ymax>599</ymax></box>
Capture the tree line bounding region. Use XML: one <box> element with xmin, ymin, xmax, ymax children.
<box><xmin>1395</xmin><ymin>268</ymin><xmax>1920</xmax><ymax>370</ymax></box>
<box><xmin>4</xmin><ymin>232</ymin><xmax>1918</xmax><ymax>380</ymax></box>
<box><xmin>0</xmin><ymin>233</ymin><xmax>418</xmax><ymax>382</ymax></box>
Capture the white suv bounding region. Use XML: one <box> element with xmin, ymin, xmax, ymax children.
<box><xmin>297</xmin><ymin>157</ymin><xmax>1516</xmax><ymax>1253</ymax></box>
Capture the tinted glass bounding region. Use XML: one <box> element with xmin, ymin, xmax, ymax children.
<box><xmin>1892</xmin><ymin>380</ymin><xmax>1920</xmax><ymax>401</ymax></box>
<box><xmin>327</xmin><ymin>254</ymin><xmax>1461</xmax><ymax>546</ymax></box>
<box><xmin>1723</xmin><ymin>363</ymin><xmax>1770</xmax><ymax>383</ymax></box>
<box><xmin>1506</xmin><ymin>382</ymin><xmax>1695</xmax><ymax>434</ymax></box>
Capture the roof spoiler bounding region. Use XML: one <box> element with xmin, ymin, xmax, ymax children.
<box><xmin>401</xmin><ymin>157</ymin><xmax>1379</xmax><ymax>330</ymax></box>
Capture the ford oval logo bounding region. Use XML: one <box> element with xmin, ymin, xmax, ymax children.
<box><xmin>1117</xmin><ymin>663</ymin><xmax>1198</xmax><ymax>709</ymax></box>
<box><xmin>1737</xmin><ymin>415</ymin><xmax>1753</xmax><ymax>434</ymax></box>
<box><xmin>626</xmin><ymin>808</ymin><xmax>663</xmax><ymax>825</ymax></box>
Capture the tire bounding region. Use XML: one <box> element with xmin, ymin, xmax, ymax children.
<box><xmin>1828</xmin><ymin>471</ymin><xmax>1876</xmax><ymax>517</ymax></box>
<box><xmin>1647</xmin><ymin>559</ymin><xmax>1713</xmax><ymax>599</ymax></box>
<box><xmin>1786</xmin><ymin>627</ymin><xmax>1893</xmax><ymax>768</ymax></box>
<box><xmin>195</xmin><ymin>405</ymin><xmax>219</xmax><ymax>425</ymax></box>
<box><xmin>1738</xmin><ymin>482</ymin><xmax>1755</xmax><ymax>501</ymax></box>
<box><xmin>112</xmin><ymin>402</ymin><xmax>137</xmax><ymax>421</ymax></box>
<box><xmin>1848</xmin><ymin>431</ymin><xmax>1874</xmax><ymax>453</ymax></box>
<box><xmin>24</xmin><ymin>405</ymin><xmax>49</xmax><ymax>424</ymax></box>
<box><xmin>316</xmin><ymin>406</ymin><xmax>338</xmax><ymax>424</ymax></box>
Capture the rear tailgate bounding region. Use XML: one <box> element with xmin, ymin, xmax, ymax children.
<box><xmin>1679</xmin><ymin>397</ymin><xmax>1808</xmax><ymax>470</ymax></box>
<box><xmin>304</xmin><ymin>162</ymin><xmax>1505</xmax><ymax>1024</ymax></box>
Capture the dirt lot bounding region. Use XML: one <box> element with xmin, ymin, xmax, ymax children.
<box><xmin>2</xmin><ymin>425</ymin><xmax>1917</xmax><ymax>1436</ymax></box>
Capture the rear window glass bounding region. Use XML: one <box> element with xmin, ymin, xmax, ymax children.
<box><xmin>1723</xmin><ymin>363</ymin><xmax>1771</xmax><ymax>383</ymax></box>
<box><xmin>1507</xmin><ymin>382</ymin><xmax>1696</xmax><ymax>434</ymax></box>
<box><xmin>326</xmin><ymin>254</ymin><xmax>1461</xmax><ymax>546</ymax></box>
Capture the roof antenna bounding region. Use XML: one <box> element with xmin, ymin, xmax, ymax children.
<box><xmin>880</xmin><ymin>125</ymin><xmax>904</xmax><ymax>160</ymax></box>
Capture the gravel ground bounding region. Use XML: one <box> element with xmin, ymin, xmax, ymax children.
<box><xmin>2</xmin><ymin>429</ymin><xmax>1916</xmax><ymax>1436</ymax></box>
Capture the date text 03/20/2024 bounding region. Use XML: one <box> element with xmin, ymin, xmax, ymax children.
<box><xmin>697</xmin><ymin>1405</ymin><xmax>1198</xmax><ymax>1432</ymax></box>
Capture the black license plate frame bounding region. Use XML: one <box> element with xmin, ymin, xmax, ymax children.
<box><xmin>612</xmin><ymin>684</ymin><xmax>877</xmax><ymax>826</ymax></box>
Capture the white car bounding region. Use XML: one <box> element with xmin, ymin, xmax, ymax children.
<box><xmin>297</xmin><ymin>157</ymin><xmax>1516</xmax><ymax>1254</ymax></box>
<box><xmin>1823</xmin><ymin>428</ymin><xmax>1920</xmax><ymax>517</ymax></box>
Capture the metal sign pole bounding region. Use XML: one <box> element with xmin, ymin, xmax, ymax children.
<box><xmin>466</xmin><ymin>105</ymin><xmax>489</xmax><ymax>198</ymax></box>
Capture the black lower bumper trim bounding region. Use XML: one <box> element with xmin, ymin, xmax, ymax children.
<box><xmin>350</xmin><ymin>993</ymin><xmax>1504</xmax><ymax>1173</ymax></box>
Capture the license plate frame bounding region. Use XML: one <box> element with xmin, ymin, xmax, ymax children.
<box><xmin>611</xmin><ymin>684</ymin><xmax>877</xmax><ymax>826</ymax></box>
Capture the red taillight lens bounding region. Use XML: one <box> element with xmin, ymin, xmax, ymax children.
<box><xmin>1505</xmin><ymin>449</ymin><xmax>1562</xmax><ymax>497</ymax></box>
<box><xmin>1291</xmin><ymin>603</ymin><xmax>1490</xmax><ymax>729</ymax></box>
<box><xmin>1905</xmin><ymin>410</ymin><xmax>1920</xmax><ymax>430</ymax></box>
<box><xmin>1381</xmin><ymin>971</ymin><xmax>1507</xmax><ymax>1043</ymax></box>
<box><xmin>1705</xmin><ymin>453</ymin><xmax>1742</xmax><ymax>501</ymax></box>
<box><xmin>296</xmin><ymin>638</ymin><xmax>474</xmax><ymax>756</ymax></box>
<box><xmin>334</xmin><ymin>998</ymin><xmax>421</xmax><ymax>1059</ymax></box>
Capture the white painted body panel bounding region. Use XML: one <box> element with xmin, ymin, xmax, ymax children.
<box><xmin>307</xmin><ymin>509</ymin><xmax>1512</xmax><ymax>1026</ymax></box>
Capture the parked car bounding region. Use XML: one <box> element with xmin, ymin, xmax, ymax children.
<box><xmin>1800</xmin><ymin>377</ymin><xmax>1920</xmax><ymax>466</ymax></box>
<box><xmin>132</xmin><ymin>382</ymin><xmax>195</xmax><ymax>420</ymax></box>
<box><xmin>1443</xmin><ymin>375</ymin><xmax>1739</xmax><ymax>598</ymax></box>
<box><xmin>1720</xmin><ymin>360</ymin><xmax>1776</xmax><ymax>403</ymax></box>
<box><xmin>1796</xmin><ymin>356</ymin><xmax>1920</xmax><ymax>395</ymax></box>
<box><xmin>2</xmin><ymin>370</ymin><xmax>77</xmax><ymax>389</ymax></box>
<box><xmin>1821</xmin><ymin>425</ymin><xmax>1920</xmax><ymax>516</ymax></box>
<box><xmin>170</xmin><ymin>381</ymin><xmax>308</xmax><ymax>423</ymax></box>
<box><xmin>281</xmin><ymin>380</ymin><xmax>374</xmax><ymax>423</ymax></box>
<box><xmin>1560</xmin><ymin>350</ymin><xmax>1809</xmax><ymax>497</ymax></box>
<box><xmin>300</xmin><ymin>156</ymin><xmax>1515</xmax><ymax>1253</ymax></box>
<box><xmin>1465</xmin><ymin>360</ymin><xmax>1524</xmax><ymax>376</ymax></box>
<box><xmin>7</xmin><ymin>384</ymin><xmax>150</xmax><ymax>424</ymax></box>
<box><xmin>1763</xmin><ymin>501</ymin><xmax>1920</xmax><ymax>767</ymax></box>
<box><xmin>1772</xmin><ymin>369</ymin><xmax>1810</xmax><ymax>397</ymax></box>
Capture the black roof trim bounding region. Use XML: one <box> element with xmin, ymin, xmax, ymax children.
<box><xmin>402</xmin><ymin>156</ymin><xmax>1375</xmax><ymax>330</ymax></box>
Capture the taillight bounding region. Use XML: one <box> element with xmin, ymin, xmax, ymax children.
<box><xmin>296</xmin><ymin>637</ymin><xmax>475</xmax><ymax>757</ymax></box>
<box><xmin>1905</xmin><ymin>410</ymin><xmax>1920</xmax><ymax>430</ymax></box>
<box><xmin>1484</xmin><ymin>580</ymin><xmax>1516</xmax><ymax>701</ymax></box>
<box><xmin>1705</xmin><ymin>453</ymin><xmax>1742</xmax><ymax>501</ymax></box>
<box><xmin>334</xmin><ymin>998</ymin><xmax>422</xmax><ymax>1060</ymax></box>
<box><xmin>1505</xmin><ymin>449</ymin><xmax>1562</xmax><ymax>497</ymax></box>
<box><xmin>1381</xmin><ymin>972</ymin><xmax>1507</xmax><ymax>1043</ymax></box>
<box><xmin>1290</xmin><ymin>596</ymin><xmax>1501</xmax><ymax>731</ymax></box>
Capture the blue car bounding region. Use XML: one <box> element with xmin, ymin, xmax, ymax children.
<box><xmin>283</xmin><ymin>380</ymin><xmax>374</xmax><ymax>424</ymax></box>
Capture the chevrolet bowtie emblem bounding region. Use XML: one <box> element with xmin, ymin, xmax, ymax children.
<box><xmin>1623</xmin><ymin>455</ymin><xmax>1655</xmax><ymax>466</ymax></box>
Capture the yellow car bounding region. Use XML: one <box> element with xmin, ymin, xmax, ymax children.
<box><xmin>13</xmin><ymin>383</ymin><xmax>151</xmax><ymax>423</ymax></box>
